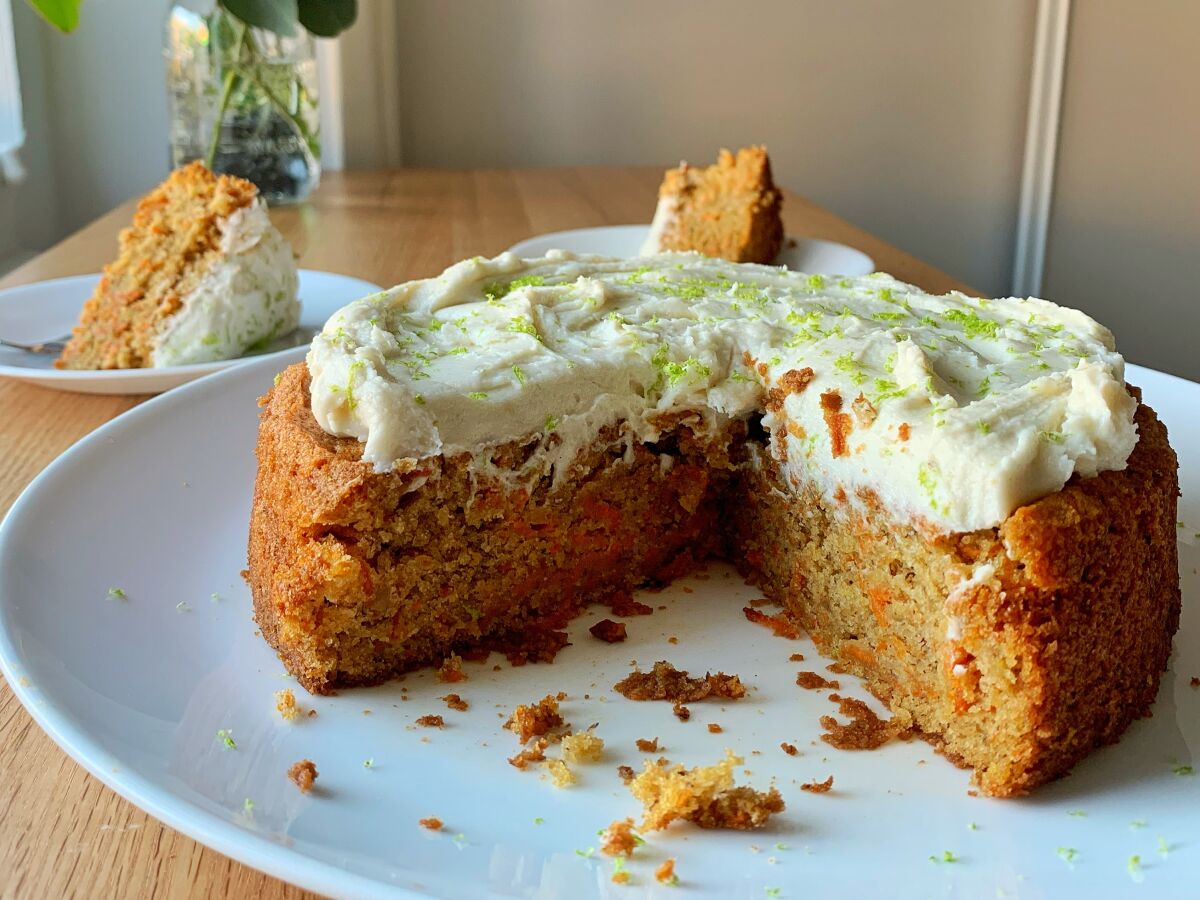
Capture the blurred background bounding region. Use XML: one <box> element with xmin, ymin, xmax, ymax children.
<box><xmin>2</xmin><ymin>0</ymin><xmax>1197</xmax><ymax>378</ymax></box>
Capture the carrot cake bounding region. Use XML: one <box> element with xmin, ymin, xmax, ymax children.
<box><xmin>57</xmin><ymin>161</ymin><xmax>299</xmax><ymax>369</ymax></box>
<box><xmin>641</xmin><ymin>146</ymin><xmax>783</xmax><ymax>263</ymax></box>
<box><xmin>247</xmin><ymin>251</ymin><xmax>1179</xmax><ymax>797</ymax></box>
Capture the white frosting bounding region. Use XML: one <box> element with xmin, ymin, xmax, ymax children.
<box><xmin>307</xmin><ymin>251</ymin><xmax>1138</xmax><ymax>534</ymax></box>
<box><xmin>640</xmin><ymin>194</ymin><xmax>678</xmax><ymax>255</ymax></box>
<box><xmin>945</xmin><ymin>563</ymin><xmax>996</xmax><ymax>640</ymax></box>
<box><xmin>150</xmin><ymin>200</ymin><xmax>300</xmax><ymax>367</ymax></box>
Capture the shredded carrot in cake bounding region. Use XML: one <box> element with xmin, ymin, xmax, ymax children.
<box><xmin>601</xmin><ymin>817</ymin><xmax>640</xmax><ymax>857</ymax></box>
<box><xmin>801</xmin><ymin>775</ymin><xmax>834</xmax><ymax>793</ymax></box>
<box><xmin>655</xmin><ymin>858</ymin><xmax>678</xmax><ymax>885</ymax></box>
<box><xmin>743</xmin><ymin>606</ymin><xmax>802</xmax><ymax>639</ymax></box>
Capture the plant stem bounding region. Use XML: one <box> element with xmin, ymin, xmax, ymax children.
<box><xmin>235</xmin><ymin>29</ymin><xmax>320</xmax><ymax>162</ymax></box>
<box><xmin>204</xmin><ymin>21</ymin><xmax>246</xmax><ymax>169</ymax></box>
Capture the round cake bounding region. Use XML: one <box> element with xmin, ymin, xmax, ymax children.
<box><xmin>247</xmin><ymin>251</ymin><xmax>1179</xmax><ymax>797</ymax></box>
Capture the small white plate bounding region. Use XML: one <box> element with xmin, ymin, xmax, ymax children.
<box><xmin>0</xmin><ymin>352</ymin><xmax>1197</xmax><ymax>899</ymax></box>
<box><xmin>0</xmin><ymin>270</ymin><xmax>381</xmax><ymax>395</ymax></box>
<box><xmin>509</xmin><ymin>225</ymin><xmax>875</xmax><ymax>275</ymax></box>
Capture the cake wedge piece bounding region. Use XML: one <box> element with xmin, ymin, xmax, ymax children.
<box><xmin>641</xmin><ymin>146</ymin><xmax>784</xmax><ymax>263</ymax></box>
<box><xmin>57</xmin><ymin>162</ymin><xmax>299</xmax><ymax>370</ymax></box>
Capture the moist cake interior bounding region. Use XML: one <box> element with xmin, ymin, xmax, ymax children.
<box><xmin>249</xmin><ymin>364</ymin><xmax>1179</xmax><ymax>798</ymax></box>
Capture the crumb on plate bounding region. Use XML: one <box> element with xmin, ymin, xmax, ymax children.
<box><xmin>287</xmin><ymin>759</ymin><xmax>318</xmax><ymax>793</ymax></box>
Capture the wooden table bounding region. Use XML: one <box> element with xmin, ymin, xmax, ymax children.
<box><xmin>0</xmin><ymin>168</ymin><xmax>970</xmax><ymax>897</ymax></box>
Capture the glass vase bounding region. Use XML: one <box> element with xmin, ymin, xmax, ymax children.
<box><xmin>165</xmin><ymin>1</ymin><xmax>320</xmax><ymax>204</ymax></box>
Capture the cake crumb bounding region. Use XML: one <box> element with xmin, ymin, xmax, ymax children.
<box><xmin>274</xmin><ymin>688</ymin><xmax>300</xmax><ymax>721</ymax></box>
<box><xmin>667</xmin><ymin>636</ymin><xmax>679</xmax><ymax>644</ymax></box>
<box><xmin>547</xmin><ymin>758</ymin><xmax>575</xmax><ymax>787</ymax></box>
<box><xmin>629</xmin><ymin>749</ymin><xmax>784</xmax><ymax>831</ymax></box>
<box><xmin>796</xmin><ymin>671</ymin><xmax>840</xmax><ymax>690</ymax></box>
<box><xmin>590</xmin><ymin>618</ymin><xmax>628</xmax><ymax>643</ymax></box>
<box><xmin>601</xmin><ymin>817</ymin><xmax>639</xmax><ymax>856</ymax></box>
<box><xmin>1190</xmin><ymin>676</ymin><xmax>1199</xmax><ymax>688</ymax></box>
<box><xmin>437</xmin><ymin>654</ymin><xmax>467</xmax><ymax>683</ymax></box>
<box><xmin>419</xmin><ymin>817</ymin><xmax>443</xmax><ymax>831</ymax></box>
<box><xmin>506</xmin><ymin>693</ymin><xmax>566</xmax><ymax>743</ymax></box>
<box><xmin>673</xmin><ymin>702</ymin><xmax>691</xmax><ymax>721</ymax></box>
<box><xmin>441</xmin><ymin>693</ymin><xmax>469</xmax><ymax>711</ymax></box>
<box><xmin>789</xmin><ymin>653</ymin><xmax>805</xmax><ymax>662</ymax></box>
<box><xmin>742</xmin><ymin>606</ymin><xmax>801</xmax><ymax>639</ymax></box>
<box><xmin>749</xmin><ymin>597</ymin><xmax>775</xmax><ymax>608</ymax></box>
<box><xmin>636</xmin><ymin>737</ymin><xmax>659</xmax><ymax>753</ymax></box>
<box><xmin>617</xmin><ymin>765</ymin><xmax>636</xmax><ymax>784</ymax></box>
<box><xmin>780</xmin><ymin>742</ymin><xmax>798</xmax><ymax>756</ymax></box>
<box><xmin>708</xmin><ymin>723</ymin><xmax>723</xmax><ymax>734</ymax></box>
<box><xmin>605</xmin><ymin>593</ymin><xmax>654</xmax><ymax>617</ymax></box>
<box><xmin>655</xmin><ymin>858</ymin><xmax>678</xmax><ymax>885</ymax></box>
<box><xmin>801</xmin><ymin>775</ymin><xmax>834</xmax><ymax>793</ymax></box>
<box><xmin>614</xmin><ymin>660</ymin><xmax>746</xmax><ymax>703</ymax></box>
<box><xmin>287</xmin><ymin>759</ymin><xmax>318</xmax><ymax>793</ymax></box>
<box><xmin>415</xmin><ymin>714</ymin><xmax>445</xmax><ymax>728</ymax></box>
<box><xmin>562</xmin><ymin>731</ymin><xmax>605</xmax><ymax>763</ymax></box>
<box><xmin>508</xmin><ymin>738</ymin><xmax>548</xmax><ymax>770</ymax></box>
<box><xmin>820</xmin><ymin>694</ymin><xmax>912</xmax><ymax>750</ymax></box>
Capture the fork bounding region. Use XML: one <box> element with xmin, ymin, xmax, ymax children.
<box><xmin>0</xmin><ymin>334</ymin><xmax>70</xmax><ymax>355</ymax></box>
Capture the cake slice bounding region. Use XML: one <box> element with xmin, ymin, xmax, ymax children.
<box><xmin>641</xmin><ymin>146</ymin><xmax>784</xmax><ymax>263</ymax></box>
<box><xmin>57</xmin><ymin>162</ymin><xmax>299</xmax><ymax>370</ymax></box>
<box><xmin>247</xmin><ymin>252</ymin><xmax>1179</xmax><ymax>797</ymax></box>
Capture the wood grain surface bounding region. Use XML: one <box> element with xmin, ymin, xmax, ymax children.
<box><xmin>0</xmin><ymin>168</ymin><xmax>969</xmax><ymax>899</ymax></box>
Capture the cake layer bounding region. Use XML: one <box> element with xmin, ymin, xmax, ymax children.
<box><xmin>247</xmin><ymin>366</ymin><xmax>1180</xmax><ymax>795</ymax></box>
<box><xmin>307</xmin><ymin>253</ymin><xmax>1136</xmax><ymax>534</ymax></box>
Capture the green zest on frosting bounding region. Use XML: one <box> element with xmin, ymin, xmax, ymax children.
<box><xmin>308</xmin><ymin>251</ymin><xmax>1136</xmax><ymax>534</ymax></box>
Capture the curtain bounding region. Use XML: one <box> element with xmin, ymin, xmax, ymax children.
<box><xmin>0</xmin><ymin>0</ymin><xmax>25</xmax><ymax>183</ymax></box>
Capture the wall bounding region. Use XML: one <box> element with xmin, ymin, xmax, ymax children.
<box><xmin>0</xmin><ymin>0</ymin><xmax>63</xmax><ymax>270</ymax></box>
<box><xmin>1042</xmin><ymin>1</ymin><xmax>1200</xmax><ymax>381</ymax></box>
<box><xmin>31</xmin><ymin>0</ymin><xmax>170</xmax><ymax>235</ymax></box>
<box><xmin>387</xmin><ymin>0</ymin><xmax>1037</xmax><ymax>295</ymax></box>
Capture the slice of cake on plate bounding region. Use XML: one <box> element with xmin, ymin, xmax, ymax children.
<box><xmin>246</xmin><ymin>252</ymin><xmax>1179</xmax><ymax>797</ymax></box>
<box><xmin>641</xmin><ymin>146</ymin><xmax>784</xmax><ymax>263</ymax></box>
<box><xmin>57</xmin><ymin>162</ymin><xmax>299</xmax><ymax>370</ymax></box>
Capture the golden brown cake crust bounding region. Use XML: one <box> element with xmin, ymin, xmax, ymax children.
<box><xmin>57</xmin><ymin>162</ymin><xmax>258</xmax><ymax>370</ymax></box>
<box><xmin>655</xmin><ymin>146</ymin><xmax>784</xmax><ymax>264</ymax></box>
<box><xmin>247</xmin><ymin>365</ymin><xmax>1180</xmax><ymax>796</ymax></box>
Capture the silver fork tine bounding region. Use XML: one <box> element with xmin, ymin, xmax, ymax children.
<box><xmin>0</xmin><ymin>335</ymin><xmax>71</xmax><ymax>354</ymax></box>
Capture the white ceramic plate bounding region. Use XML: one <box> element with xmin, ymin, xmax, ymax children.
<box><xmin>0</xmin><ymin>270</ymin><xmax>381</xmax><ymax>395</ymax></box>
<box><xmin>0</xmin><ymin>352</ymin><xmax>1197</xmax><ymax>899</ymax></box>
<box><xmin>509</xmin><ymin>226</ymin><xmax>875</xmax><ymax>276</ymax></box>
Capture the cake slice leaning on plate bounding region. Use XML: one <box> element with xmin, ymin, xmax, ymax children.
<box><xmin>247</xmin><ymin>252</ymin><xmax>1179</xmax><ymax>797</ymax></box>
<box><xmin>641</xmin><ymin>146</ymin><xmax>784</xmax><ymax>263</ymax></box>
<box><xmin>57</xmin><ymin>162</ymin><xmax>299</xmax><ymax>370</ymax></box>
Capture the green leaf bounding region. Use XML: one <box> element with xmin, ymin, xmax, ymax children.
<box><xmin>219</xmin><ymin>0</ymin><xmax>299</xmax><ymax>36</ymax></box>
<box><xmin>298</xmin><ymin>0</ymin><xmax>357</xmax><ymax>37</ymax></box>
<box><xmin>25</xmin><ymin>0</ymin><xmax>82</xmax><ymax>32</ymax></box>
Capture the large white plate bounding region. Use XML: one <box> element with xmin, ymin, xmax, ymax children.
<box><xmin>509</xmin><ymin>225</ymin><xmax>875</xmax><ymax>276</ymax></box>
<box><xmin>0</xmin><ymin>351</ymin><xmax>1197</xmax><ymax>899</ymax></box>
<box><xmin>0</xmin><ymin>270</ymin><xmax>381</xmax><ymax>395</ymax></box>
